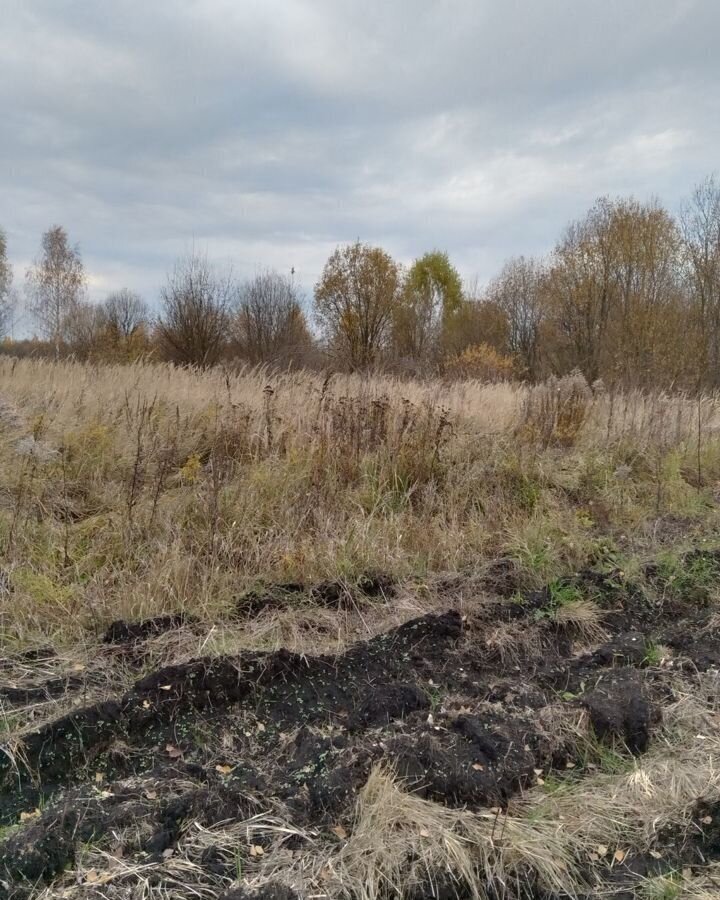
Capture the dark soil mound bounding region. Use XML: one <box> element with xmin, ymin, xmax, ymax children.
<box><xmin>4</xmin><ymin>551</ymin><xmax>720</xmax><ymax>899</ymax></box>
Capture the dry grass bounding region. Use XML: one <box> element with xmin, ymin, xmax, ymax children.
<box><xmin>552</xmin><ymin>599</ymin><xmax>608</xmax><ymax>643</ymax></box>
<box><xmin>515</xmin><ymin>676</ymin><xmax>720</xmax><ymax>857</ymax></box>
<box><xmin>334</xmin><ymin>766</ymin><xmax>578</xmax><ymax>900</ymax></box>
<box><xmin>1</xmin><ymin>356</ymin><xmax>720</xmax><ymax>648</ymax></box>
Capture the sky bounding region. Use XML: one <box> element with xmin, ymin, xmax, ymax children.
<box><xmin>2</xmin><ymin>0</ymin><xmax>719</xmax><ymax>322</ymax></box>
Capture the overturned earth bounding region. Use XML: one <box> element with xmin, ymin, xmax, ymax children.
<box><xmin>3</xmin><ymin>557</ymin><xmax>720</xmax><ymax>899</ymax></box>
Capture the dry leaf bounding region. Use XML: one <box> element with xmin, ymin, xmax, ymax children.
<box><xmin>215</xmin><ymin>764</ymin><xmax>233</xmax><ymax>775</ymax></box>
<box><xmin>596</xmin><ymin>845</ymin><xmax>608</xmax><ymax>858</ymax></box>
<box><xmin>536</xmin><ymin>776</ymin><xmax>545</xmax><ymax>785</ymax></box>
<box><xmin>533</xmin><ymin>768</ymin><xmax>544</xmax><ymax>776</ymax></box>
<box><xmin>94</xmin><ymin>772</ymin><xmax>104</xmax><ymax>783</ymax></box>
<box><xmin>649</xmin><ymin>850</ymin><xmax>662</xmax><ymax>859</ymax></box>
<box><xmin>472</xmin><ymin>762</ymin><xmax>485</xmax><ymax>771</ymax></box>
<box><xmin>144</xmin><ymin>790</ymin><xmax>158</xmax><ymax>800</ymax></box>
<box><xmin>682</xmin><ymin>867</ymin><xmax>693</xmax><ymax>879</ymax></box>
<box><xmin>162</xmin><ymin>848</ymin><xmax>174</xmax><ymax>859</ymax></box>
<box><xmin>84</xmin><ymin>869</ymin><xmax>112</xmax><ymax>885</ymax></box>
<box><xmin>249</xmin><ymin>844</ymin><xmax>264</xmax><ymax>857</ymax></box>
<box><xmin>71</xmin><ymin>663</ymin><xmax>86</xmax><ymax>672</ymax></box>
<box><xmin>565</xmin><ymin>760</ymin><xmax>576</xmax><ymax>769</ymax></box>
<box><xmin>19</xmin><ymin>808</ymin><xmax>40</xmax><ymax>823</ymax></box>
<box><xmin>159</xmin><ymin>685</ymin><xmax>173</xmax><ymax>692</ymax></box>
<box><xmin>256</xmin><ymin>722</ymin><xmax>266</xmax><ymax>733</ymax></box>
<box><xmin>419</xmin><ymin>828</ymin><xmax>430</xmax><ymax>838</ymax></box>
<box><xmin>331</xmin><ymin>825</ymin><xmax>348</xmax><ymax>840</ymax></box>
<box><xmin>165</xmin><ymin>744</ymin><xmax>183</xmax><ymax>759</ymax></box>
<box><xmin>702</xmin><ymin>815</ymin><xmax>713</xmax><ymax>825</ymax></box>
<box><xmin>613</xmin><ymin>849</ymin><xmax>626</xmax><ymax>863</ymax></box>
<box><xmin>142</xmin><ymin>700</ymin><xmax>151</xmax><ymax>709</ymax></box>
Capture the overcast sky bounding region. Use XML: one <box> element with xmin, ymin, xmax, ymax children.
<box><xmin>2</xmin><ymin>0</ymin><xmax>719</xmax><ymax>317</ymax></box>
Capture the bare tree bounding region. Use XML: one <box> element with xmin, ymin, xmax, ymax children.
<box><xmin>157</xmin><ymin>251</ymin><xmax>232</xmax><ymax>367</ymax></box>
<box><xmin>25</xmin><ymin>225</ymin><xmax>86</xmax><ymax>358</ymax></box>
<box><xmin>681</xmin><ymin>175</ymin><xmax>720</xmax><ymax>384</ymax></box>
<box><xmin>486</xmin><ymin>256</ymin><xmax>546</xmax><ymax>379</ymax></box>
<box><xmin>315</xmin><ymin>241</ymin><xmax>401</xmax><ymax>368</ymax></box>
<box><xmin>64</xmin><ymin>301</ymin><xmax>108</xmax><ymax>361</ymax></box>
<box><xmin>232</xmin><ymin>270</ymin><xmax>311</xmax><ymax>365</ymax></box>
<box><xmin>103</xmin><ymin>289</ymin><xmax>149</xmax><ymax>341</ymax></box>
<box><xmin>0</xmin><ymin>228</ymin><xmax>14</xmax><ymax>339</ymax></box>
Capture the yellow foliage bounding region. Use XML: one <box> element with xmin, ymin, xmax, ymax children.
<box><xmin>444</xmin><ymin>343</ymin><xmax>516</xmax><ymax>382</ymax></box>
<box><xmin>179</xmin><ymin>452</ymin><xmax>203</xmax><ymax>483</ymax></box>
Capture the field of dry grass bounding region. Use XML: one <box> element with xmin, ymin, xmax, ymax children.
<box><xmin>4</xmin><ymin>358</ymin><xmax>720</xmax><ymax>899</ymax></box>
<box><xmin>1</xmin><ymin>357</ymin><xmax>719</xmax><ymax>648</ymax></box>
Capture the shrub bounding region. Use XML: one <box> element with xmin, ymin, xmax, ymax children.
<box><xmin>444</xmin><ymin>343</ymin><xmax>515</xmax><ymax>382</ymax></box>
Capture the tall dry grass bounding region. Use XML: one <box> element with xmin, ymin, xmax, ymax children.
<box><xmin>1</xmin><ymin>357</ymin><xmax>720</xmax><ymax>646</ymax></box>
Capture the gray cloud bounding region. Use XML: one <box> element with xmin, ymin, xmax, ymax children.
<box><xmin>1</xmin><ymin>0</ymin><xmax>719</xmax><ymax>316</ymax></box>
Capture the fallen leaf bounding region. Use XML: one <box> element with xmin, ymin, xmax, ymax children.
<box><xmin>565</xmin><ymin>760</ymin><xmax>576</xmax><ymax>769</ymax></box>
<box><xmin>249</xmin><ymin>844</ymin><xmax>264</xmax><ymax>857</ymax></box>
<box><xmin>472</xmin><ymin>762</ymin><xmax>485</xmax><ymax>771</ymax></box>
<box><xmin>98</xmin><ymin>790</ymin><xmax>114</xmax><ymax>799</ymax></box>
<box><xmin>165</xmin><ymin>744</ymin><xmax>183</xmax><ymax>759</ymax></box>
<box><xmin>142</xmin><ymin>700</ymin><xmax>151</xmax><ymax>709</ymax></box>
<box><xmin>331</xmin><ymin>825</ymin><xmax>348</xmax><ymax>840</ymax></box>
<box><xmin>682</xmin><ymin>867</ymin><xmax>693</xmax><ymax>879</ymax></box>
<box><xmin>256</xmin><ymin>722</ymin><xmax>266</xmax><ymax>733</ymax></box>
<box><xmin>419</xmin><ymin>828</ymin><xmax>430</xmax><ymax>838</ymax></box>
<box><xmin>159</xmin><ymin>685</ymin><xmax>173</xmax><ymax>692</ymax></box>
<box><xmin>71</xmin><ymin>663</ymin><xmax>86</xmax><ymax>672</ymax></box>
<box><xmin>94</xmin><ymin>771</ymin><xmax>104</xmax><ymax>783</ymax></box>
<box><xmin>613</xmin><ymin>849</ymin><xmax>626</xmax><ymax>864</ymax></box>
<box><xmin>702</xmin><ymin>815</ymin><xmax>713</xmax><ymax>825</ymax></box>
<box><xmin>596</xmin><ymin>845</ymin><xmax>608</xmax><ymax>858</ymax></box>
<box><xmin>649</xmin><ymin>850</ymin><xmax>662</xmax><ymax>859</ymax></box>
<box><xmin>533</xmin><ymin>768</ymin><xmax>544</xmax><ymax>776</ymax></box>
<box><xmin>215</xmin><ymin>764</ymin><xmax>233</xmax><ymax>775</ymax></box>
<box><xmin>19</xmin><ymin>808</ymin><xmax>40</xmax><ymax>823</ymax></box>
<box><xmin>83</xmin><ymin>869</ymin><xmax>112</xmax><ymax>885</ymax></box>
<box><xmin>144</xmin><ymin>790</ymin><xmax>157</xmax><ymax>800</ymax></box>
<box><xmin>536</xmin><ymin>776</ymin><xmax>545</xmax><ymax>785</ymax></box>
<box><xmin>162</xmin><ymin>848</ymin><xmax>174</xmax><ymax>859</ymax></box>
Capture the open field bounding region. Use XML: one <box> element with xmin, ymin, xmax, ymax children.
<box><xmin>4</xmin><ymin>359</ymin><xmax>720</xmax><ymax>898</ymax></box>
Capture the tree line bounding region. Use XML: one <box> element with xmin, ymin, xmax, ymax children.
<box><xmin>1</xmin><ymin>175</ymin><xmax>720</xmax><ymax>388</ymax></box>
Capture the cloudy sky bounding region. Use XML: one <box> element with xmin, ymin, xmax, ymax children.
<box><xmin>2</xmin><ymin>0</ymin><xmax>719</xmax><ymax>318</ymax></box>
